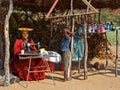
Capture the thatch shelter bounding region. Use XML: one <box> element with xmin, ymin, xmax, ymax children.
<box><xmin>2</xmin><ymin>0</ymin><xmax>118</xmax><ymax>59</ymax></box>
<box><xmin>0</xmin><ymin>0</ymin><xmax>120</xmax><ymax>86</ymax></box>
<box><xmin>12</xmin><ymin>0</ymin><xmax>120</xmax><ymax>12</ymax></box>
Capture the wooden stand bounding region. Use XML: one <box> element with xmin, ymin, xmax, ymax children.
<box><xmin>19</xmin><ymin>53</ymin><xmax>55</xmax><ymax>87</ymax></box>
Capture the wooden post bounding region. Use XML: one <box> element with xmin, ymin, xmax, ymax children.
<box><xmin>79</xmin><ymin>0</ymin><xmax>92</xmax><ymax>76</ymax></box>
<box><xmin>4</xmin><ymin>0</ymin><xmax>13</xmax><ymax>86</ymax></box>
<box><xmin>82</xmin><ymin>0</ymin><xmax>93</xmax><ymax>80</ymax></box>
<box><xmin>0</xmin><ymin>0</ymin><xmax>3</xmax><ymax>60</ymax></box>
<box><xmin>115</xmin><ymin>29</ymin><xmax>118</xmax><ymax>77</ymax></box>
<box><xmin>83</xmin><ymin>15</ymin><xmax>88</xmax><ymax>79</ymax></box>
<box><xmin>0</xmin><ymin>32</ymin><xmax>4</xmax><ymax>59</ymax></box>
<box><xmin>67</xmin><ymin>0</ymin><xmax>74</xmax><ymax>80</ymax></box>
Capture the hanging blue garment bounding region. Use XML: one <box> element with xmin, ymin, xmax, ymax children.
<box><xmin>72</xmin><ymin>25</ymin><xmax>84</xmax><ymax>61</ymax></box>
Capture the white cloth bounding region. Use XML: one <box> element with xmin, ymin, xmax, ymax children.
<box><xmin>47</xmin><ymin>51</ymin><xmax>61</xmax><ymax>63</ymax></box>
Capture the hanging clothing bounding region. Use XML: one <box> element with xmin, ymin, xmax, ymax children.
<box><xmin>73</xmin><ymin>26</ymin><xmax>84</xmax><ymax>61</ymax></box>
<box><xmin>11</xmin><ymin>39</ymin><xmax>46</xmax><ymax>81</ymax></box>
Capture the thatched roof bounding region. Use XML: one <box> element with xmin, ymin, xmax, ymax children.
<box><xmin>12</xmin><ymin>0</ymin><xmax>120</xmax><ymax>12</ymax></box>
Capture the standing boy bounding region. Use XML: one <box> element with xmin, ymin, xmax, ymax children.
<box><xmin>60</xmin><ymin>26</ymin><xmax>74</xmax><ymax>81</ymax></box>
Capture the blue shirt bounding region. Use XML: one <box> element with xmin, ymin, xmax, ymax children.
<box><xmin>61</xmin><ymin>36</ymin><xmax>71</xmax><ymax>51</ymax></box>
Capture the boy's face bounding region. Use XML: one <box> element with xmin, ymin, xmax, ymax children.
<box><xmin>60</xmin><ymin>29</ymin><xmax>65</xmax><ymax>36</ymax></box>
<box><xmin>60</xmin><ymin>27</ymin><xmax>70</xmax><ymax>37</ymax></box>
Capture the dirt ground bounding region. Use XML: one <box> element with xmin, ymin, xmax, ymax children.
<box><xmin>0</xmin><ymin>69</ymin><xmax>120</xmax><ymax>90</ymax></box>
<box><xmin>0</xmin><ymin>45</ymin><xmax>120</xmax><ymax>90</ymax></box>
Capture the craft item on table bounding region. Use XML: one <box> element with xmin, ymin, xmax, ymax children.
<box><xmin>91</xmin><ymin>24</ymin><xmax>95</xmax><ymax>32</ymax></box>
<box><xmin>100</xmin><ymin>24</ymin><xmax>105</xmax><ymax>32</ymax></box>
<box><xmin>105</xmin><ymin>22</ymin><xmax>110</xmax><ymax>30</ymax></box>
<box><xmin>86</xmin><ymin>22</ymin><xmax>117</xmax><ymax>32</ymax></box>
<box><xmin>109</xmin><ymin>24</ymin><xmax>113</xmax><ymax>31</ymax></box>
<box><xmin>94</xmin><ymin>24</ymin><xmax>97</xmax><ymax>32</ymax></box>
<box><xmin>88</xmin><ymin>24</ymin><xmax>91</xmax><ymax>32</ymax></box>
<box><xmin>96</xmin><ymin>24</ymin><xmax>100</xmax><ymax>32</ymax></box>
<box><xmin>112</xmin><ymin>26</ymin><xmax>116</xmax><ymax>31</ymax></box>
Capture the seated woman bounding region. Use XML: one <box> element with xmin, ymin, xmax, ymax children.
<box><xmin>11</xmin><ymin>29</ymin><xmax>46</xmax><ymax>81</ymax></box>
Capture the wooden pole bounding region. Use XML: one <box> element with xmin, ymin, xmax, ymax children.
<box><xmin>78</xmin><ymin>0</ymin><xmax>92</xmax><ymax>75</ymax></box>
<box><xmin>78</xmin><ymin>57</ymin><xmax>81</xmax><ymax>74</ymax></box>
<box><xmin>115</xmin><ymin>29</ymin><xmax>118</xmax><ymax>77</ymax></box>
<box><xmin>4</xmin><ymin>0</ymin><xmax>13</xmax><ymax>86</ymax></box>
<box><xmin>45</xmin><ymin>0</ymin><xmax>59</xmax><ymax>18</ymax></box>
<box><xmin>67</xmin><ymin>0</ymin><xmax>74</xmax><ymax>80</ymax></box>
<box><xmin>0</xmin><ymin>0</ymin><xmax>4</xmax><ymax>60</ymax></box>
<box><xmin>82</xmin><ymin>0</ymin><xmax>93</xmax><ymax>80</ymax></box>
<box><xmin>83</xmin><ymin>15</ymin><xmax>88</xmax><ymax>79</ymax></box>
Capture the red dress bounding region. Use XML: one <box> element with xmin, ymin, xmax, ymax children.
<box><xmin>11</xmin><ymin>39</ymin><xmax>46</xmax><ymax>81</ymax></box>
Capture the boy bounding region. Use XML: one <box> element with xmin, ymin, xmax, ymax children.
<box><xmin>60</xmin><ymin>26</ymin><xmax>74</xmax><ymax>81</ymax></box>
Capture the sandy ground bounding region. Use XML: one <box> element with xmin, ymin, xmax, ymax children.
<box><xmin>0</xmin><ymin>69</ymin><xmax>120</xmax><ymax>90</ymax></box>
<box><xmin>0</xmin><ymin>45</ymin><xmax>120</xmax><ymax>90</ymax></box>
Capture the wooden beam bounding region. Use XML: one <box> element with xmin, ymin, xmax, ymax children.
<box><xmin>82</xmin><ymin>0</ymin><xmax>98</xmax><ymax>13</ymax></box>
<box><xmin>45</xmin><ymin>0</ymin><xmax>59</xmax><ymax>18</ymax></box>
<box><xmin>46</xmin><ymin>12</ymin><xmax>99</xmax><ymax>19</ymax></box>
<box><xmin>86</xmin><ymin>0</ymin><xmax>92</xmax><ymax>12</ymax></box>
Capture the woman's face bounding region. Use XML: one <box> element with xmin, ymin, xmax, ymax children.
<box><xmin>22</xmin><ymin>31</ymin><xmax>29</xmax><ymax>40</ymax></box>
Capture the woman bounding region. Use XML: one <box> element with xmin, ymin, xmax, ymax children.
<box><xmin>11</xmin><ymin>30</ymin><xmax>45</xmax><ymax>81</ymax></box>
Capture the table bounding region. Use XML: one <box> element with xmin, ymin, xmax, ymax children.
<box><xmin>19</xmin><ymin>52</ymin><xmax>55</xmax><ymax>87</ymax></box>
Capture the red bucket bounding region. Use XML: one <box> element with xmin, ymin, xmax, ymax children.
<box><xmin>60</xmin><ymin>63</ymin><xmax>64</xmax><ymax>71</ymax></box>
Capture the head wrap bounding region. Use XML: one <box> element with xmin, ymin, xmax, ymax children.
<box><xmin>18</xmin><ymin>28</ymin><xmax>33</xmax><ymax>31</ymax></box>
